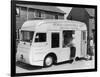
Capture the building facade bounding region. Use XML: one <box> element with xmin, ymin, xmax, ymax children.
<box><xmin>67</xmin><ymin>7</ymin><xmax>95</xmax><ymax>41</ymax></box>
<box><xmin>67</xmin><ymin>7</ymin><xmax>95</xmax><ymax>55</ymax></box>
<box><xmin>16</xmin><ymin>4</ymin><xmax>65</xmax><ymax>40</ymax></box>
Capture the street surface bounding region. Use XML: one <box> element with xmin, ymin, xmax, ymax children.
<box><xmin>16</xmin><ymin>58</ymin><xmax>95</xmax><ymax>73</ymax></box>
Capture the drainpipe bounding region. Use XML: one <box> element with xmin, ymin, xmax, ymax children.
<box><xmin>27</xmin><ymin>7</ymin><xmax>29</xmax><ymax>20</ymax></box>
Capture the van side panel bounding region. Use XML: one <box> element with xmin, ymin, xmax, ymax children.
<box><xmin>75</xmin><ymin>31</ymin><xmax>82</xmax><ymax>57</ymax></box>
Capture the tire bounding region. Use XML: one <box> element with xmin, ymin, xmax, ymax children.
<box><xmin>69</xmin><ymin>59</ymin><xmax>74</xmax><ymax>64</ymax></box>
<box><xmin>75</xmin><ymin>57</ymin><xmax>80</xmax><ymax>61</ymax></box>
<box><xmin>44</xmin><ymin>56</ymin><xmax>53</xmax><ymax>67</ymax></box>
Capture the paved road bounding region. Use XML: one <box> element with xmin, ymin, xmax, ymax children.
<box><xmin>16</xmin><ymin>59</ymin><xmax>95</xmax><ymax>73</ymax></box>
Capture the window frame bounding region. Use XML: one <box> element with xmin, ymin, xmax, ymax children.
<box><xmin>34</xmin><ymin>10</ymin><xmax>46</xmax><ymax>19</ymax></box>
<box><xmin>34</xmin><ymin>10</ymin><xmax>41</xmax><ymax>18</ymax></box>
<box><xmin>62</xmin><ymin>30</ymin><xmax>75</xmax><ymax>48</ymax></box>
<box><xmin>51</xmin><ymin>32</ymin><xmax>60</xmax><ymax>48</ymax></box>
<box><xmin>41</xmin><ymin>11</ymin><xmax>45</xmax><ymax>18</ymax></box>
<box><xmin>21</xmin><ymin>31</ymin><xmax>34</xmax><ymax>43</ymax></box>
<box><xmin>34</xmin><ymin>33</ymin><xmax>47</xmax><ymax>42</ymax></box>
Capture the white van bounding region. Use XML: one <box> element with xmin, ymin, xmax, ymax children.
<box><xmin>16</xmin><ymin>20</ymin><xmax>87</xmax><ymax>67</ymax></box>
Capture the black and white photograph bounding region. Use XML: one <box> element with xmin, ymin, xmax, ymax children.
<box><xmin>11</xmin><ymin>0</ymin><xmax>97</xmax><ymax>76</ymax></box>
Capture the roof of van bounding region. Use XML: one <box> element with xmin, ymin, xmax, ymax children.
<box><xmin>21</xmin><ymin>20</ymin><xmax>87</xmax><ymax>31</ymax></box>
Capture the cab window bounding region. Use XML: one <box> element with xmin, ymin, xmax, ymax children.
<box><xmin>35</xmin><ymin>33</ymin><xmax>46</xmax><ymax>42</ymax></box>
<box><xmin>21</xmin><ymin>31</ymin><xmax>34</xmax><ymax>43</ymax></box>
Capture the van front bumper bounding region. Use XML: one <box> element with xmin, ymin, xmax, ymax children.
<box><xmin>30</xmin><ymin>60</ymin><xmax>44</xmax><ymax>66</ymax></box>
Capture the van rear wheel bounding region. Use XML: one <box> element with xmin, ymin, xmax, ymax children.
<box><xmin>75</xmin><ymin>57</ymin><xmax>80</xmax><ymax>61</ymax></box>
<box><xmin>69</xmin><ymin>59</ymin><xmax>74</xmax><ymax>64</ymax></box>
<box><xmin>44</xmin><ymin>56</ymin><xmax>53</xmax><ymax>67</ymax></box>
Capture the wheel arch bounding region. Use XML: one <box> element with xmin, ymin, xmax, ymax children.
<box><xmin>44</xmin><ymin>52</ymin><xmax>57</xmax><ymax>64</ymax></box>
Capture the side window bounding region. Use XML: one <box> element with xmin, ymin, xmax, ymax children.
<box><xmin>35</xmin><ymin>33</ymin><xmax>46</xmax><ymax>42</ymax></box>
<box><xmin>51</xmin><ymin>33</ymin><xmax>59</xmax><ymax>48</ymax></box>
<box><xmin>34</xmin><ymin>10</ymin><xmax>41</xmax><ymax>18</ymax></box>
<box><xmin>55</xmin><ymin>15</ymin><xmax>58</xmax><ymax>19</ymax></box>
<box><xmin>41</xmin><ymin>11</ymin><xmax>45</xmax><ymax>18</ymax></box>
<box><xmin>63</xmin><ymin>30</ymin><xmax>75</xmax><ymax>47</ymax></box>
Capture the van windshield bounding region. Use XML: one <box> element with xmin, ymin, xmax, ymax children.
<box><xmin>21</xmin><ymin>31</ymin><xmax>34</xmax><ymax>43</ymax></box>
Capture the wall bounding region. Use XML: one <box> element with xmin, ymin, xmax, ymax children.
<box><xmin>28</xmin><ymin>8</ymin><xmax>35</xmax><ymax>20</ymax></box>
<box><xmin>16</xmin><ymin>6</ymin><xmax>64</xmax><ymax>29</ymax></box>
<box><xmin>89</xmin><ymin>18</ymin><xmax>95</xmax><ymax>37</ymax></box>
<box><xmin>16</xmin><ymin>7</ymin><xmax>27</xmax><ymax>29</ymax></box>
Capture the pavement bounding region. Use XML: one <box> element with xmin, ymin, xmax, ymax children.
<box><xmin>16</xmin><ymin>58</ymin><xmax>95</xmax><ymax>73</ymax></box>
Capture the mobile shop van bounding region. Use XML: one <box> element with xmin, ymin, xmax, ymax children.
<box><xmin>16</xmin><ymin>20</ymin><xmax>87</xmax><ymax>67</ymax></box>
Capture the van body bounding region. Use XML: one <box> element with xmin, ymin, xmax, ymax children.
<box><xmin>16</xmin><ymin>20</ymin><xmax>87</xmax><ymax>66</ymax></box>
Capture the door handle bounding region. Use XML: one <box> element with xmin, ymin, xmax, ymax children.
<box><xmin>46</xmin><ymin>43</ymin><xmax>48</xmax><ymax>45</ymax></box>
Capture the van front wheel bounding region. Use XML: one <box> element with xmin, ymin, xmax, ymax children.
<box><xmin>44</xmin><ymin>56</ymin><xmax>53</xmax><ymax>67</ymax></box>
